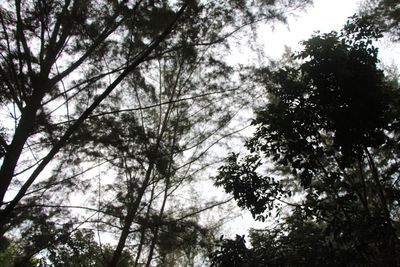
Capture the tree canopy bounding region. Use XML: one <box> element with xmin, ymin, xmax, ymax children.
<box><xmin>0</xmin><ymin>0</ymin><xmax>313</xmax><ymax>266</ymax></box>
<box><xmin>214</xmin><ymin>18</ymin><xmax>400</xmax><ymax>266</ymax></box>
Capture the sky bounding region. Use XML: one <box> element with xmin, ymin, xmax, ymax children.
<box><xmin>222</xmin><ymin>0</ymin><xmax>400</xmax><ymax>237</ymax></box>
<box><xmin>261</xmin><ymin>0</ymin><xmax>400</xmax><ymax>67</ymax></box>
<box><xmin>227</xmin><ymin>1</ymin><xmax>373</xmax><ymax>74</ymax></box>
<box><xmin>262</xmin><ymin>0</ymin><xmax>360</xmax><ymax>59</ymax></box>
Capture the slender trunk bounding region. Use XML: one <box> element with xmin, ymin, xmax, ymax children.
<box><xmin>364</xmin><ymin>147</ymin><xmax>397</xmax><ymax>265</ymax></box>
<box><xmin>145</xmin><ymin>175</ymin><xmax>170</xmax><ymax>267</ymax></box>
<box><xmin>0</xmin><ymin>0</ymin><xmax>72</xmax><ymax>207</ymax></box>
<box><xmin>0</xmin><ymin>85</ymin><xmax>46</xmax><ymax>205</ymax></box>
<box><xmin>145</xmin><ymin>98</ymin><xmax>180</xmax><ymax>267</ymax></box>
<box><xmin>134</xmin><ymin>184</ymin><xmax>156</xmax><ymax>267</ymax></box>
<box><xmin>357</xmin><ymin>156</ymin><xmax>370</xmax><ymax>213</ymax></box>
<box><xmin>108</xmin><ymin>161</ymin><xmax>154</xmax><ymax>267</ymax></box>
<box><xmin>364</xmin><ymin>147</ymin><xmax>390</xmax><ymax>221</ymax></box>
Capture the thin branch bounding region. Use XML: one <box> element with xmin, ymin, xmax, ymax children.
<box><xmin>173</xmin><ymin>197</ymin><xmax>234</xmax><ymax>223</ymax></box>
<box><xmin>51</xmin><ymin>87</ymin><xmax>242</xmax><ymax>127</ymax></box>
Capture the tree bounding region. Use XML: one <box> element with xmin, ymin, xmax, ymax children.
<box><xmin>0</xmin><ymin>0</ymin><xmax>189</xmax><ymax>230</ymax></box>
<box><xmin>43</xmin><ymin>38</ymin><xmax>251</xmax><ymax>266</ymax></box>
<box><xmin>214</xmin><ymin>18</ymin><xmax>400</xmax><ymax>266</ymax></box>
<box><xmin>0</xmin><ymin>0</ymin><xmax>313</xmax><ymax>265</ymax></box>
<box><xmin>0</xmin><ymin>0</ymin><xmax>311</xmax><ymax>227</ymax></box>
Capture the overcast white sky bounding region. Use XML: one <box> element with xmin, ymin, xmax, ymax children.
<box><xmin>261</xmin><ymin>0</ymin><xmax>400</xmax><ymax>67</ymax></box>
<box><xmin>262</xmin><ymin>0</ymin><xmax>360</xmax><ymax>58</ymax></box>
<box><xmin>229</xmin><ymin>1</ymin><xmax>364</xmax><ymax>68</ymax></box>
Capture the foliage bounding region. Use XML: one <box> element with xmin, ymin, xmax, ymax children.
<box><xmin>45</xmin><ymin>229</ymin><xmax>134</xmax><ymax>267</ymax></box>
<box><xmin>359</xmin><ymin>0</ymin><xmax>400</xmax><ymax>39</ymax></box>
<box><xmin>215</xmin><ymin>153</ymin><xmax>288</xmax><ymax>221</ymax></box>
<box><xmin>211</xmin><ymin>208</ymin><xmax>379</xmax><ymax>267</ymax></box>
<box><xmin>0</xmin><ymin>0</ymin><xmax>313</xmax><ymax>265</ymax></box>
<box><xmin>213</xmin><ymin>19</ymin><xmax>400</xmax><ymax>266</ymax></box>
<box><xmin>210</xmin><ymin>235</ymin><xmax>255</xmax><ymax>267</ymax></box>
<box><xmin>156</xmin><ymin>217</ymin><xmax>216</xmax><ymax>266</ymax></box>
<box><xmin>0</xmin><ymin>237</ymin><xmax>41</xmax><ymax>267</ymax></box>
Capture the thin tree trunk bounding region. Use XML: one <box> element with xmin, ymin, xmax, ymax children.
<box><xmin>0</xmin><ymin>87</ymin><xmax>45</xmax><ymax>205</ymax></box>
<box><xmin>357</xmin><ymin>156</ymin><xmax>370</xmax><ymax>213</ymax></box>
<box><xmin>108</xmin><ymin>161</ymin><xmax>154</xmax><ymax>267</ymax></box>
<box><xmin>364</xmin><ymin>147</ymin><xmax>390</xmax><ymax>222</ymax></box>
<box><xmin>364</xmin><ymin>147</ymin><xmax>397</xmax><ymax>265</ymax></box>
<box><xmin>134</xmin><ymin>184</ymin><xmax>156</xmax><ymax>267</ymax></box>
<box><xmin>145</xmin><ymin>176</ymin><xmax>170</xmax><ymax>267</ymax></box>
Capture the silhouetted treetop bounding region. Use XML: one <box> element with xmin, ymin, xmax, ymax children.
<box><xmin>214</xmin><ymin>18</ymin><xmax>400</xmax><ymax>266</ymax></box>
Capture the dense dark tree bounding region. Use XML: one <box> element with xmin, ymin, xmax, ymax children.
<box><xmin>214</xmin><ymin>18</ymin><xmax>400</xmax><ymax>266</ymax></box>
<box><xmin>210</xmin><ymin>234</ymin><xmax>256</xmax><ymax>267</ymax></box>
